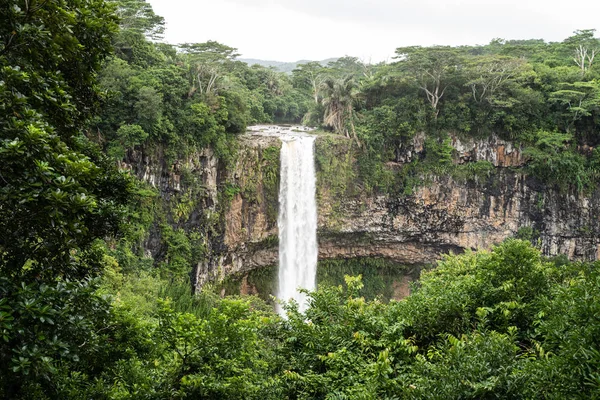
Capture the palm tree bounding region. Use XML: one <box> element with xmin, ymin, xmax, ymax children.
<box><xmin>321</xmin><ymin>76</ymin><xmax>361</xmax><ymax>146</ymax></box>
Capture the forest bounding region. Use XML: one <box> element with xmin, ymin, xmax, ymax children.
<box><xmin>1</xmin><ymin>0</ymin><xmax>600</xmax><ymax>398</ymax></box>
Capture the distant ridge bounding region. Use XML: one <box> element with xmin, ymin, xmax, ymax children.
<box><xmin>239</xmin><ymin>58</ymin><xmax>338</xmax><ymax>73</ymax></box>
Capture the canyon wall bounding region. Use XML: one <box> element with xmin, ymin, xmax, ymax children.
<box><xmin>123</xmin><ymin>131</ymin><xmax>600</xmax><ymax>290</ymax></box>
<box><xmin>317</xmin><ymin>133</ymin><xmax>600</xmax><ymax>265</ymax></box>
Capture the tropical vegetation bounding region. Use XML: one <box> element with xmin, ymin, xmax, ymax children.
<box><xmin>1</xmin><ymin>0</ymin><xmax>600</xmax><ymax>398</ymax></box>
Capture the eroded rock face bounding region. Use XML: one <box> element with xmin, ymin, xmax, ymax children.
<box><xmin>213</xmin><ymin>133</ymin><xmax>599</xmax><ymax>289</ymax></box>
<box><xmin>124</xmin><ymin>131</ymin><xmax>600</xmax><ymax>291</ymax></box>
<box><xmin>120</xmin><ymin>145</ymin><xmax>222</xmax><ymax>265</ymax></box>
<box><xmin>450</xmin><ymin>133</ymin><xmax>524</xmax><ymax>167</ymax></box>
<box><xmin>318</xmin><ymin>173</ymin><xmax>600</xmax><ymax>264</ymax></box>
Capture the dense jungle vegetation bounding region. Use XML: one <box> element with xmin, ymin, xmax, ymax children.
<box><xmin>90</xmin><ymin>1</ymin><xmax>600</xmax><ymax>193</ymax></box>
<box><xmin>1</xmin><ymin>0</ymin><xmax>600</xmax><ymax>398</ymax></box>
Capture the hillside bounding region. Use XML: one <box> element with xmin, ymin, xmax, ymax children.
<box><xmin>239</xmin><ymin>57</ymin><xmax>338</xmax><ymax>72</ymax></box>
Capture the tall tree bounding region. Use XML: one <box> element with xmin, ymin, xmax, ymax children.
<box><xmin>110</xmin><ymin>0</ymin><xmax>165</xmax><ymax>40</ymax></box>
<box><xmin>1</xmin><ymin>0</ymin><xmax>136</xmax><ymax>397</ymax></box>
<box><xmin>563</xmin><ymin>29</ymin><xmax>600</xmax><ymax>77</ymax></box>
<box><xmin>395</xmin><ymin>46</ymin><xmax>464</xmax><ymax>118</ymax></box>
<box><xmin>180</xmin><ymin>41</ymin><xmax>240</xmax><ymax>97</ymax></box>
<box><xmin>293</xmin><ymin>61</ymin><xmax>326</xmax><ymax>104</ymax></box>
<box><xmin>464</xmin><ymin>56</ymin><xmax>528</xmax><ymax>105</ymax></box>
<box><xmin>550</xmin><ymin>80</ymin><xmax>600</xmax><ymax>132</ymax></box>
<box><xmin>321</xmin><ymin>75</ymin><xmax>361</xmax><ymax>145</ymax></box>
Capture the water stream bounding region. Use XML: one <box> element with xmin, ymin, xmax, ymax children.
<box><xmin>275</xmin><ymin>133</ymin><xmax>318</xmax><ymax>316</ymax></box>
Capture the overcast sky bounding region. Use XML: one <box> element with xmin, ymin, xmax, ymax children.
<box><xmin>148</xmin><ymin>0</ymin><xmax>600</xmax><ymax>62</ymax></box>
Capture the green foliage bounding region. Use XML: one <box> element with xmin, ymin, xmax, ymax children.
<box><xmin>261</xmin><ymin>145</ymin><xmax>281</xmax><ymax>224</ymax></box>
<box><xmin>299</xmin><ymin>32</ymin><xmax>600</xmax><ymax>193</ymax></box>
<box><xmin>317</xmin><ymin>258</ymin><xmax>414</xmax><ymax>301</ymax></box>
<box><xmin>0</xmin><ymin>274</ymin><xmax>149</xmax><ymax>399</ymax></box>
<box><xmin>95</xmin><ymin>23</ymin><xmax>600</xmax><ymax>198</ymax></box>
<box><xmin>0</xmin><ymin>0</ymin><xmax>133</xmax><ymax>280</ymax></box>
<box><xmin>407</xmin><ymin>330</ymin><xmax>520</xmax><ymax>398</ymax></box>
<box><xmin>515</xmin><ymin>226</ymin><xmax>541</xmax><ymax>245</ymax></box>
<box><xmin>219</xmin><ymin>264</ymin><xmax>279</xmax><ymax>303</ymax></box>
<box><xmin>274</xmin><ymin>240</ymin><xmax>600</xmax><ymax>399</ymax></box>
<box><xmin>107</xmin><ymin>123</ymin><xmax>148</xmax><ymax>158</ymax></box>
<box><xmin>314</xmin><ymin>135</ymin><xmax>358</xmax><ymax>223</ymax></box>
<box><xmin>321</xmin><ymin>75</ymin><xmax>361</xmax><ymax>143</ymax></box>
<box><xmin>0</xmin><ymin>1</ymin><xmax>141</xmax><ymax>396</ymax></box>
<box><xmin>396</xmin><ymin>240</ymin><xmax>552</xmax><ymax>345</ymax></box>
<box><xmin>524</xmin><ymin>130</ymin><xmax>597</xmax><ymax>191</ymax></box>
<box><xmin>160</xmin><ymin>225</ymin><xmax>193</xmax><ymax>276</ymax></box>
<box><xmin>95</xmin><ymin>28</ymin><xmax>307</xmax><ymax>165</ymax></box>
<box><xmin>222</xmin><ymin>182</ymin><xmax>241</xmax><ymax>202</ymax></box>
<box><xmin>111</xmin><ymin>0</ymin><xmax>165</xmax><ymax>40</ymax></box>
<box><xmin>424</xmin><ymin>136</ymin><xmax>454</xmax><ymax>165</ymax></box>
<box><xmin>233</xmin><ymin>144</ymin><xmax>281</xmax><ymax>227</ymax></box>
<box><xmin>450</xmin><ymin>160</ymin><xmax>495</xmax><ymax>182</ymax></box>
<box><xmin>520</xmin><ymin>261</ymin><xmax>600</xmax><ymax>398</ymax></box>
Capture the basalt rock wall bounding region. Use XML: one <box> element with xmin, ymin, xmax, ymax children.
<box><xmin>120</xmin><ymin>135</ymin><xmax>282</xmax><ymax>288</ymax></box>
<box><xmin>124</xmin><ymin>131</ymin><xmax>600</xmax><ymax>290</ymax></box>
<box><xmin>317</xmin><ymin>132</ymin><xmax>600</xmax><ymax>265</ymax></box>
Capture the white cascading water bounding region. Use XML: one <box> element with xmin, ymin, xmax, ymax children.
<box><xmin>276</xmin><ymin>134</ymin><xmax>318</xmax><ymax>316</ymax></box>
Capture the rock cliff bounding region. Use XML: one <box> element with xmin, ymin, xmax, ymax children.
<box><xmin>123</xmin><ymin>129</ymin><xmax>600</xmax><ymax>291</ymax></box>
<box><xmin>317</xmin><ymin>132</ymin><xmax>600</xmax><ymax>265</ymax></box>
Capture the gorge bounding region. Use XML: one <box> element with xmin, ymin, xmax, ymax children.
<box><xmin>5</xmin><ymin>2</ymin><xmax>600</xmax><ymax>396</ymax></box>
<box><xmin>121</xmin><ymin>126</ymin><xmax>600</xmax><ymax>299</ymax></box>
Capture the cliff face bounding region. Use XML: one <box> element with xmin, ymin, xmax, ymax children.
<box><xmin>124</xmin><ymin>130</ymin><xmax>600</xmax><ymax>290</ymax></box>
<box><xmin>318</xmin><ymin>172</ymin><xmax>600</xmax><ymax>263</ymax></box>
<box><xmin>121</xmin><ymin>135</ymin><xmax>282</xmax><ymax>287</ymax></box>
<box><xmin>317</xmin><ymin>133</ymin><xmax>600</xmax><ymax>265</ymax></box>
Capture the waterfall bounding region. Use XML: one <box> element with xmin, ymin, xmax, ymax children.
<box><xmin>276</xmin><ymin>134</ymin><xmax>318</xmax><ymax>316</ymax></box>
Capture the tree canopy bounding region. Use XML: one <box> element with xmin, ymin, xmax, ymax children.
<box><xmin>0</xmin><ymin>0</ymin><xmax>132</xmax><ymax>280</ymax></box>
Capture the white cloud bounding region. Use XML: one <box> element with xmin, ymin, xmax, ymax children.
<box><xmin>147</xmin><ymin>0</ymin><xmax>600</xmax><ymax>62</ymax></box>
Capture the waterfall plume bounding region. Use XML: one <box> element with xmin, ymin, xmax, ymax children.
<box><xmin>276</xmin><ymin>134</ymin><xmax>318</xmax><ymax>316</ymax></box>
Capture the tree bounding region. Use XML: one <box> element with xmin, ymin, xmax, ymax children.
<box><xmin>321</xmin><ymin>75</ymin><xmax>361</xmax><ymax>145</ymax></box>
<box><xmin>180</xmin><ymin>41</ymin><xmax>240</xmax><ymax>97</ymax></box>
<box><xmin>464</xmin><ymin>56</ymin><xmax>528</xmax><ymax>104</ymax></box>
<box><xmin>523</xmin><ymin>130</ymin><xmax>593</xmax><ymax>190</ymax></box>
<box><xmin>110</xmin><ymin>0</ymin><xmax>165</xmax><ymax>40</ymax></box>
<box><xmin>1</xmin><ymin>1</ymin><xmax>137</xmax><ymax>396</ymax></box>
<box><xmin>550</xmin><ymin>81</ymin><xmax>600</xmax><ymax>132</ymax></box>
<box><xmin>326</xmin><ymin>56</ymin><xmax>365</xmax><ymax>78</ymax></box>
<box><xmin>395</xmin><ymin>46</ymin><xmax>464</xmax><ymax>118</ymax></box>
<box><xmin>293</xmin><ymin>61</ymin><xmax>326</xmax><ymax>104</ymax></box>
<box><xmin>563</xmin><ymin>29</ymin><xmax>600</xmax><ymax>77</ymax></box>
<box><xmin>0</xmin><ymin>0</ymin><xmax>132</xmax><ymax>279</ymax></box>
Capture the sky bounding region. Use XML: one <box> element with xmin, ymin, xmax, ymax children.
<box><xmin>148</xmin><ymin>0</ymin><xmax>600</xmax><ymax>63</ymax></box>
